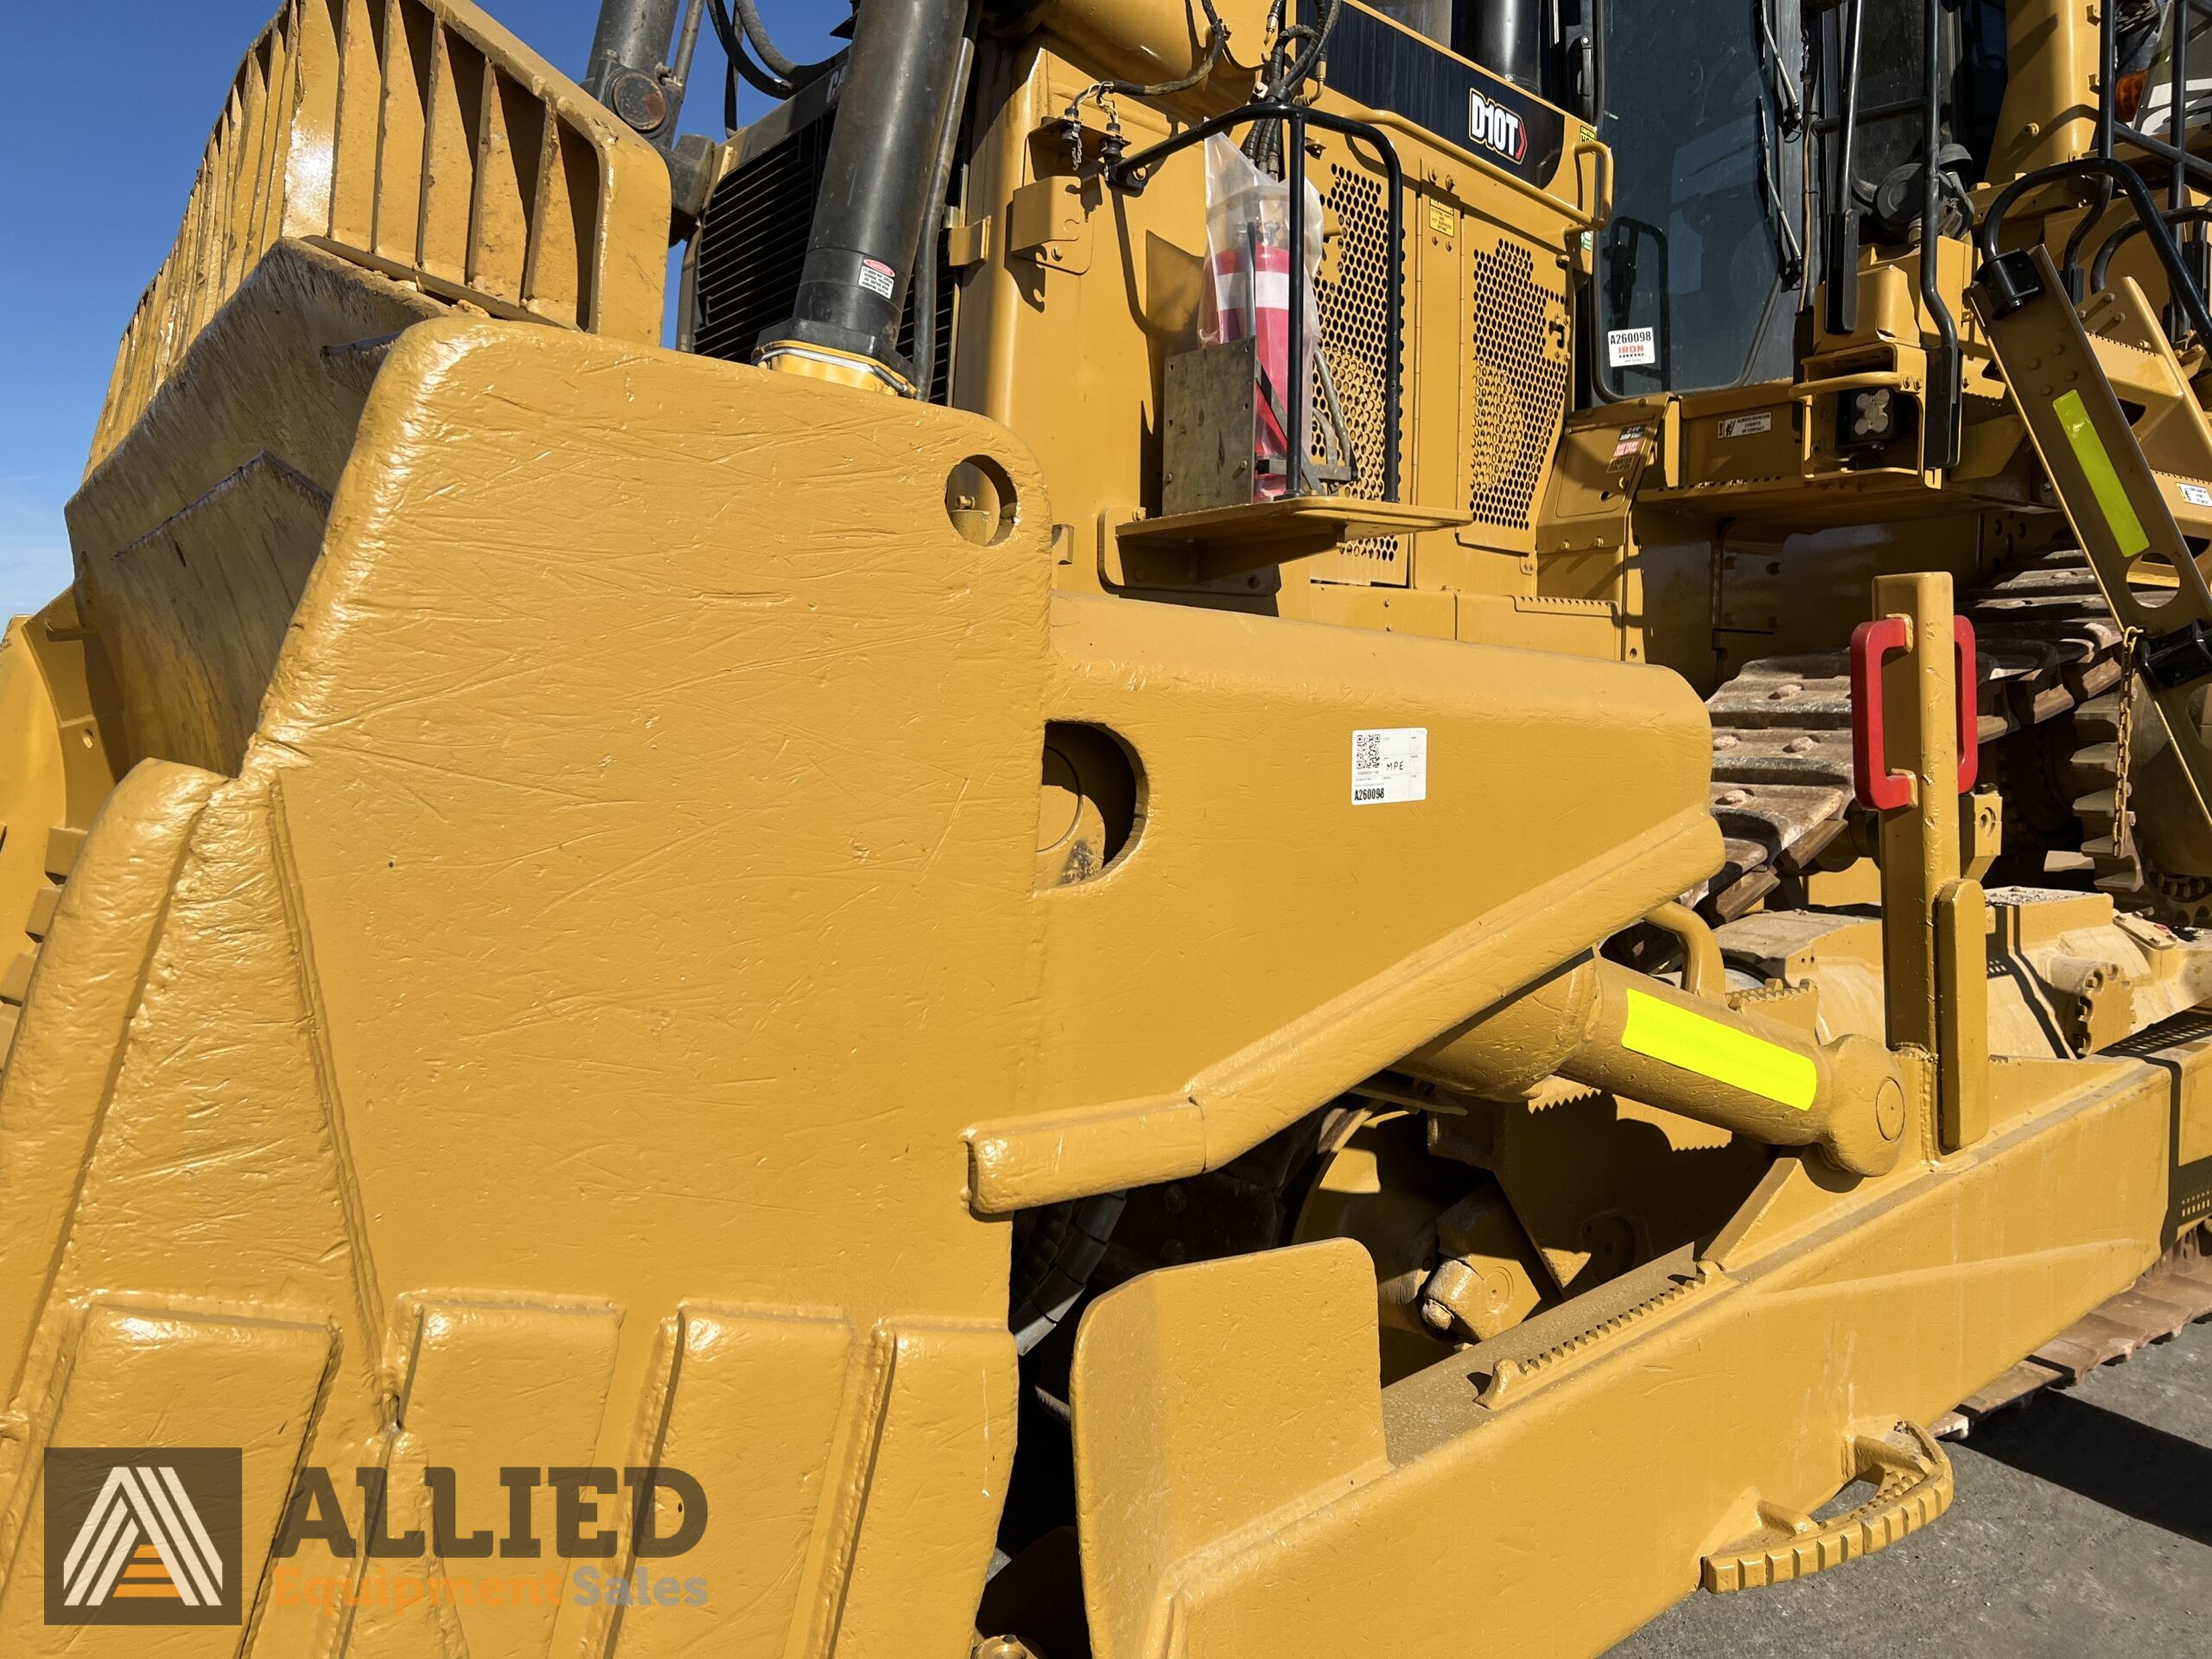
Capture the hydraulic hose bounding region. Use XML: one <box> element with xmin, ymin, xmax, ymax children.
<box><xmin>708</xmin><ymin>0</ymin><xmax>845</xmax><ymax>114</ymax></box>
<box><xmin>1246</xmin><ymin>0</ymin><xmax>1341</xmax><ymax>171</ymax></box>
<box><xmin>734</xmin><ymin>0</ymin><xmax>839</xmax><ymax>81</ymax></box>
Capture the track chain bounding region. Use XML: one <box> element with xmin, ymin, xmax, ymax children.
<box><xmin>1694</xmin><ymin>548</ymin><xmax>2124</xmax><ymax>920</ymax></box>
<box><xmin>1937</xmin><ymin>1223</ymin><xmax>2212</xmax><ymax>1437</ymax></box>
<box><xmin>1701</xmin><ymin>556</ymin><xmax>2212</xmax><ymax>1431</ymax></box>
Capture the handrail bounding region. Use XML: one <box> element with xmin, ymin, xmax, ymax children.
<box><xmin>2091</xmin><ymin>205</ymin><xmax>2212</xmax><ymax>296</ymax></box>
<box><xmin>1108</xmin><ymin>102</ymin><xmax>1407</xmax><ymax>502</ymax></box>
<box><xmin>2112</xmin><ymin>119</ymin><xmax>2212</xmax><ymax>190</ymax></box>
<box><xmin>2100</xmin><ymin>0</ymin><xmax>2117</xmax><ymax>160</ymax></box>
<box><xmin>1920</xmin><ymin>0</ymin><xmax>1961</xmax><ymax>468</ymax></box>
<box><xmin>2171</xmin><ymin>0</ymin><xmax>2195</xmax><ymax>222</ymax></box>
<box><xmin>1975</xmin><ymin>157</ymin><xmax>2212</xmax><ymax>343</ymax></box>
<box><xmin>1823</xmin><ymin>0</ymin><xmax>1864</xmax><ymax>337</ymax></box>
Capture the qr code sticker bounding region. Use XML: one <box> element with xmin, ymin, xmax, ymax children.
<box><xmin>1351</xmin><ymin>728</ymin><xmax>1427</xmax><ymax>805</ymax></box>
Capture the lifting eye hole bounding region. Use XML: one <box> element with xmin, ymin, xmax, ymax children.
<box><xmin>1036</xmin><ymin>722</ymin><xmax>1142</xmax><ymax>887</ymax></box>
<box><xmin>947</xmin><ymin>454</ymin><xmax>1019</xmax><ymax>546</ymax></box>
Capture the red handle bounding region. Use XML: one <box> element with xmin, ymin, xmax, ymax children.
<box><xmin>1955</xmin><ymin>616</ymin><xmax>1979</xmax><ymax>794</ymax></box>
<box><xmin>1851</xmin><ymin>617</ymin><xmax>1914</xmax><ymax>810</ymax></box>
<box><xmin>1850</xmin><ymin>614</ymin><xmax>1978</xmax><ymax>810</ymax></box>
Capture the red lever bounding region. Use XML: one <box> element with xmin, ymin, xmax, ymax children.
<box><xmin>1849</xmin><ymin>613</ymin><xmax>1979</xmax><ymax>810</ymax></box>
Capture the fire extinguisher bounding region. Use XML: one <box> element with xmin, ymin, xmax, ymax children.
<box><xmin>1209</xmin><ymin>224</ymin><xmax>1300</xmax><ymax>501</ymax></box>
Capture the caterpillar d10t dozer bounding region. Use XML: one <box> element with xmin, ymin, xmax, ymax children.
<box><xmin>7</xmin><ymin>0</ymin><xmax>2212</xmax><ymax>1654</ymax></box>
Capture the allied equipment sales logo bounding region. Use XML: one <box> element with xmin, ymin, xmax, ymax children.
<box><xmin>1469</xmin><ymin>87</ymin><xmax>1529</xmax><ymax>165</ymax></box>
<box><xmin>45</xmin><ymin>1448</ymin><xmax>711</xmax><ymax>1625</ymax></box>
<box><xmin>44</xmin><ymin>1448</ymin><xmax>243</xmax><ymax>1626</ymax></box>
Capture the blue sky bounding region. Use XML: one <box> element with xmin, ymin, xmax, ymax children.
<box><xmin>0</xmin><ymin>0</ymin><xmax>838</xmax><ymax>619</ymax></box>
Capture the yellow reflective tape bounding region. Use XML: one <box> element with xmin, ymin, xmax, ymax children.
<box><xmin>1620</xmin><ymin>988</ymin><xmax>1818</xmax><ymax>1111</ymax></box>
<box><xmin>2053</xmin><ymin>390</ymin><xmax>2151</xmax><ymax>558</ymax></box>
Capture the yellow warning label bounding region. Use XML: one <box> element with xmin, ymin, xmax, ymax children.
<box><xmin>1620</xmin><ymin>988</ymin><xmax>1817</xmax><ymax>1110</ymax></box>
<box><xmin>1427</xmin><ymin>200</ymin><xmax>1456</xmax><ymax>238</ymax></box>
<box><xmin>2053</xmin><ymin>390</ymin><xmax>2151</xmax><ymax>558</ymax></box>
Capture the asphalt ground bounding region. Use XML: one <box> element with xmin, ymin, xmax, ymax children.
<box><xmin>1607</xmin><ymin>1317</ymin><xmax>2212</xmax><ymax>1657</ymax></box>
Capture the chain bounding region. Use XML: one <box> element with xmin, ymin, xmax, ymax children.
<box><xmin>2113</xmin><ymin>624</ymin><xmax>2143</xmax><ymax>862</ymax></box>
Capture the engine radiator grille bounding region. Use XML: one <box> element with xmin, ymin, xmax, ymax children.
<box><xmin>1467</xmin><ymin>236</ymin><xmax>1570</xmax><ymax>531</ymax></box>
<box><xmin>1310</xmin><ymin>158</ymin><xmax>1571</xmax><ymax>570</ymax></box>
<box><xmin>1313</xmin><ymin>162</ymin><xmax>1404</xmax><ymax>576</ymax></box>
<box><xmin>692</xmin><ymin>108</ymin><xmax>956</xmax><ymax>403</ymax></box>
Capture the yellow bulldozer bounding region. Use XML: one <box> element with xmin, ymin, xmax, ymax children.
<box><xmin>4</xmin><ymin>0</ymin><xmax>2212</xmax><ymax>1652</ymax></box>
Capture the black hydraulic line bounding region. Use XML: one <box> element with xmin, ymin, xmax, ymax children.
<box><xmin>1266</xmin><ymin>0</ymin><xmax>1342</xmax><ymax>99</ymax></box>
<box><xmin>754</xmin><ymin>0</ymin><xmax>970</xmax><ymax>390</ymax></box>
<box><xmin>708</xmin><ymin>0</ymin><xmax>792</xmax><ymax>102</ymax></box>
<box><xmin>1063</xmin><ymin>0</ymin><xmax>1230</xmax><ymax>162</ymax></box>
<box><xmin>733</xmin><ymin>0</ymin><xmax>840</xmax><ymax>82</ymax></box>
<box><xmin>1246</xmin><ymin>0</ymin><xmax>1342</xmax><ymax>172</ymax></box>
<box><xmin>1824</xmin><ymin>0</ymin><xmax>1863</xmax><ymax>337</ymax></box>
<box><xmin>1976</xmin><ymin>158</ymin><xmax>2212</xmax><ymax>346</ymax></box>
<box><xmin>707</xmin><ymin>0</ymin><xmax>848</xmax><ymax>122</ymax></box>
<box><xmin>1920</xmin><ymin>0</ymin><xmax>1961</xmax><ymax>469</ymax></box>
<box><xmin>2062</xmin><ymin>180</ymin><xmax>2118</xmax><ymax>302</ymax></box>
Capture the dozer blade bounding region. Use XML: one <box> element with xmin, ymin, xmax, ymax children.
<box><xmin>1969</xmin><ymin>245</ymin><xmax>2212</xmax><ymax>829</ymax></box>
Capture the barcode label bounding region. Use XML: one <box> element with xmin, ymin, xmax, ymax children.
<box><xmin>1351</xmin><ymin>728</ymin><xmax>1427</xmax><ymax>805</ymax></box>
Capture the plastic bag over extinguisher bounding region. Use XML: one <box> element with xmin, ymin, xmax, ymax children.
<box><xmin>1198</xmin><ymin>133</ymin><xmax>1326</xmax><ymax>501</ymax></box>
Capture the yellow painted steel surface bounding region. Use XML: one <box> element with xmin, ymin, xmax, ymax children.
<box><xmin>0</xmin><ymin>309</ymin><xmax>1728</xmax><ymax>1654</ymax></box>
<box><xmin>3</xmin><ymin>0</ymin><xmax>2207</xmax><ymax>1655</ymax></box>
